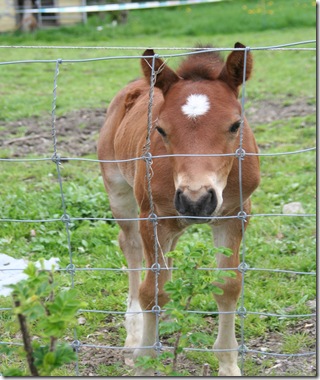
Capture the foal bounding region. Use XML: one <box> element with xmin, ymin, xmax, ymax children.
<box><xmin>97</xmin><ymin>43</ymin><xmax>260</xmax><ymax>375</ymax></box>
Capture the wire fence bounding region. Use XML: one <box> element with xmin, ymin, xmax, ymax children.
<box><xmin>0</xmin><ymin>40</ymin><xmax>316</xmax><ymax>376</ymax></box>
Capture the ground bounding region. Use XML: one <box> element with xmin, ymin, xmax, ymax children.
<box><xmin>77</xmin><ymin>311</ymin><xmax>316</xmax><ymax>376</ymax></box>
<box><xmin>0</xmin><ymin>98</ymin><xmax>315</xmax><ymax>158</ymax></box>
<box><xmin>0</xmin><ymin>98</ymin><xmax>316</xmax><ymax>376</ymax></box>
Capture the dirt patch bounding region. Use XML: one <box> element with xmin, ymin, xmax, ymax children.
<box><xmin>0</xmin><ymin>98</ymin><xmax>315</xmax><ymax>158</ymax></box>
<box><xmin>246</xmin><ymin>97</ymin><xmax>315</xmax><ymax>125</ymax></box>
<box><xmin>0</xmin><ymin>108</ymin><xmax>107</xmax><ymax>158</ymax></box>
<box><xmin>75</xmin><ymin>310</ymin><xmax>316</xmax><ymax>376</ymax></box>
<box><xmin>248</xmin><ymin>315</ymin><xmax>316</xmax><ymax>376</ymax></box>
<box><xmin>74</xmin><ymin>301</ymin><xmax>316</xmax><ymax>377</ymax></box>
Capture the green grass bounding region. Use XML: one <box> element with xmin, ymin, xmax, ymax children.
<box><xmin>0</xmin><ymin>0</ymin><xmax>316</xmax><ymax>121</ymax></box>
<box><xmin>0</xmin><ymin>0</ymin><xmax>316</xmax><ymax>43</ymax></box>
<box><xmin>0</xmin><ymin>0</ymin><xmax>316</xmax><ymax>376</ymax></box>
<box><xmin>0</xmin><ymin>28</ymin><xmax>316</xmax><ymax>121</ymax></box>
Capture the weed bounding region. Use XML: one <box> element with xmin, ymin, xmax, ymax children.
<box><xmin>1</xmin><ymin>261</ymin><xmax>84</xmax><ymax>376</ymax></box>
<box><xmin>135</xmin><ymin>243</ymin><xmax>235</xmax><ymax>375</ymax></box>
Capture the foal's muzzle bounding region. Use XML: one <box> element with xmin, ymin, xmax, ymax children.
<box><xmin>174</xmin><ymin>188</ymin><xmax>217</xmax><ymax>222</ymax></box>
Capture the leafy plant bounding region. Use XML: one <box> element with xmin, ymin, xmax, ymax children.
<box><xmin>3</xmin><ymin>261</ymin><xmax>84</xmax><ymax>376</ymax></box>
<box><xmin>135</xmin><ymin>242</ymin><xmax>235</xmax><ymax>375</ymax></box>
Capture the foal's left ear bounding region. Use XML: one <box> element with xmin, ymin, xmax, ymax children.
<box><xmin>218</xmin><ymin>42</ymin><xmax>253</xmax><ymax>95</ymax></box>
<box><xmin>141</xmin><ymin>49</ymin><xmax>180</xmax><ymax>95</ymax></box>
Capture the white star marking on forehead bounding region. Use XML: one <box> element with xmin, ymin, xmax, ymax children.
<box><xmin>181</xmin><ymin>94</ymin><xmax>210</xmax><ymax>119</ymax></box>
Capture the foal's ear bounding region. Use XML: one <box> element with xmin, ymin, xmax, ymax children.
<box><xmin>218</xmin><ymin>42</ymin><xmax>253</xmax><ymax>95</ymax></box>
<box><xmin>141</xmin><ymin>49</ymin><xmax>179</xmax><ymax>95</ymax></box>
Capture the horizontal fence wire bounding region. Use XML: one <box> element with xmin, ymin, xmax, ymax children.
<box><xmin>0</xmin><ymin>41</ymin><xmax>317</xmax><ymax>66</ymax></box>
<box><xmin>0</xmin><ymin>41</ymin><xmax>316</xmax><ymax>376</ymax></box>
<box><xmin>0</xmin><ymin>146</ymin><xmax>316</xmax><ymax>162</ymax></box>
<box><xmin>0</xmin><ymin>40</ymin><xmax>316</xmax><ymax>51</ymax></box>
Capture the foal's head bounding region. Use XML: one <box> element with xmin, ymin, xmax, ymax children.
<box><xmin>141</xmin><ymin>43</ymin><xmax>253</xmax><ymax>223</ymax></box>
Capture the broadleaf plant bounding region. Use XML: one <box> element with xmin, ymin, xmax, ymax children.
<box><xmin>3</xmin><ymin>260</ymin><xmax>85</xmax><ymax>376</ymax></box>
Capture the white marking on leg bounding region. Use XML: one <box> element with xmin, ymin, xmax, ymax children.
<box><xmin>124</xmin><ymin>298</ymin><xmax>143</xmax><ymax>367</ymax></box>
<box><xmin>133</xmin><ymin>312</ymin><xmax>157</xmax><ymax>376</ymax></box>
<box><xmin>213</xmin><ymin>312</ymin><xmax>241</xmax><ymax>376</ymax></box>
<box><xmin>181</xmin><ymin>94</ymin><xmax>210</xmax><ymax>119</ymax></box>
<box><xmin>125</xmin><ymin>299</ymin><xmax>143</xmax><ymax>348</ymax></box>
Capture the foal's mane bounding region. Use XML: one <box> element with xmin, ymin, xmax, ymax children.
<box><xmin>177</xmin><ymin>46</ymin><xmax>224</xmax><ymax>82</ymax></box>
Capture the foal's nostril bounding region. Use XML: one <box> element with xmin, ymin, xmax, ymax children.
<box><xmin>174</xmin><ymin>188</ymin><xmax>217</xmax><ymax>217</ymax></box>
<box><xmin>174</xmin><ymin>189</ymin><xmax>187</xmax><ymax>214</ymax></box>
<box><xmin>204</xmin><ymin>189</ymin><xmax>217</xmax><ymax>215</ymax></box>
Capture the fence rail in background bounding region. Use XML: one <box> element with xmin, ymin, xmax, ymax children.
<box><xmin>1</xmin><ymin>0</ymin><xmax>226</xmax><ymax>32</ymax></box>
<box><xmin>0</xmin><ymin>41</ymin><xmax>316</xmax><ymax>376</ymax></box>
<box><xmin>16</xmin><ymin>0</ymin><xmax>225</xmax><ymax>14</ymax></box>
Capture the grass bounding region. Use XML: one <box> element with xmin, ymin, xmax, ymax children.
<box><xmin>0</xmin><ymin>1</ymin><xmax>316</xmax><ymax>121</ymax></box>
<box><xmin>0</xmin><ymin>0</ymin><xmax>316</xmax><ymax>376</ymax></box>
<box><xmin>0</xmin><ymin>0</ymin><xmax>316</xmax><ymax>43</ymax></box>
<box><xmin>0</xmin><ymin>29</ymin><xmax>316</xmax><ymax>121</ymax></box>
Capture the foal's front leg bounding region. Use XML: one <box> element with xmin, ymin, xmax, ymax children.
<box><xmin>212</xmin><ymin>213</ymin><xmax>249</xmax><ymax>376</ymax></box>
<box><xmin>133</xmin><ymin>218</ymin><xmax>175</xmax><ymax>375</ymax></box>
<box><xmin>102</xmin><ymin>174</ymin><xmax>144</xmax><ymax>359</ymax></box>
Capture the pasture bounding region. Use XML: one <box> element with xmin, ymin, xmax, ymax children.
<box><xmin>0</xmin><ymin>0</ymin><xmax>316</xmax><ymax>376</ymax></box>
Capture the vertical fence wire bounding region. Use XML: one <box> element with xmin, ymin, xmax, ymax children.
<box><xmin>50</xmin><ymin>58</ymin><xmax>80</xmax><ymax>375</ymax></box>
<box><xmin>144</xmin><ymin>53</ymin><xmax>163</xmax><ymax>366</ymax></box>
<box><xmin>0</xmin><ymin>42</ymin><xmax>316</xmax><ymax>376</ymax></box>
<box><xmin>237</xmin><ymin>46</ymin><xmax>250</xmax><ymax>374</ymax></box>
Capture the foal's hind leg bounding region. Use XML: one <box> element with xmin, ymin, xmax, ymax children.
<box><xmin>211</xmin><ymin>204</ymin><xmax>251</xmax><ymax>376</ymax></box>
<box><xmin>118</xmin><ymin>220</ymin><xmax>144</xmax><ymax>354</ymax></box>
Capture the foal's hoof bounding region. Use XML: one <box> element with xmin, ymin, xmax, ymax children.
<box><xmin>218</xmin><ymin>366</ymin><xmax>242</xmax><ymax>376</ymax></box>
<box><xmin>124</xmin><ymin>356</ymin><xmax>135</xmax><ymax>367</ymax></box>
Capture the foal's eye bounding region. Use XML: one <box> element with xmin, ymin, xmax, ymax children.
<box><xmin>229</xmin><ymin>121</ymin><xmax>241</xmax><ymax>133</ymax></box>
<box><xmin>156</xmin><ymin>126</ymin><xmax>167</xmax><ymax>138</ymax></box>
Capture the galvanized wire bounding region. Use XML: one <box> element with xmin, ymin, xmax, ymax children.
<box><xmin>0</xmin><ymin>146</ymin><xmax>316</xmax><ymax>163</ymax></box>
<box><xmin>50</xmin><ymin>58</ymin><xmax>80</xmax><ymax>375</ymax></box>
<box><xmin>0</xmin><ymin>212</ymin><xmax>316</xmax><ymax>224</ymax></box>
<box><xmin>144</xmin><ymin>52</ymin><xmax>163</xmax><ymax>365</ymax></box>
<box><xmin>237</xmin><ymin>46</ymin><xmax>250</xmax><ymax>374</ymax></box>
<box><xmin>0</xmin><ymin>41</ymin><xmax>316</xmax><ymax>376</ymax></box>
<box><xmin>0</xmin><ymin>41</ymin><xmax>316</xmax><ymax>67</ymax></box>
<box><xmin>0</xmin><ymin>40</ymin><xmax>316</xmax><ymax>51</ymax></box>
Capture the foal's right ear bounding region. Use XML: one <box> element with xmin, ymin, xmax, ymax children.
<box><xmin>141</xmin><ymin>49</ymin><xmax>180</xmax><ymax>95</ymax></box>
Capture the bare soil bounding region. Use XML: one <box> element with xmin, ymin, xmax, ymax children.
<box><xmin>0</xmin><ymin>98</ymin><xmax>316</xmax><ymax>376</ymax></box>
<box><xmin>76</xmin><ymin>306</ymin><xmax>316</xmax><ymax>376</ymax></box>
<box><xmin>0</xmin><ymin>98</ymin><xmax>316</xmax><ymax>158</ymax></box>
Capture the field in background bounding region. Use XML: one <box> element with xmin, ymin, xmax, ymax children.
<box><xmin>0</xmin><ymin>0</ymin><xmax>317</xmax><ymax>121</ymax></box>
<box><xmin>0</xmin><ymin>0</ymin><xmax>316</xmax><ymax>376</ymax></box>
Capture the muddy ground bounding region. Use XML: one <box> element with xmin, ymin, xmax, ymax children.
<box><xmin>0</xmin><ymin>98</ymin><xmax>316</xmax><ymax>158</ymax></box>
<box><xmin>0</xmin><ymin>98</ymin><xmax>316</xmax><ymax>376</ymax></box>
<box><xmin>76</xmin><ymin>301</ymin><xmax>316</xmax><ymax>376</ymax></box>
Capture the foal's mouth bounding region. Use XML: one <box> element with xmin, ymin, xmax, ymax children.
<box><xmin>177</xmin><ymin>213</ymin><xmax>217</xmax><ymax>225</ymax></box>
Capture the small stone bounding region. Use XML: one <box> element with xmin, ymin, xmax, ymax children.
<box><xmin>78</xmin><ymin>317</ymin><xmax>86</xmax><ymax>325</ymax></box>
<box><xmin>306</xmin><ymin>299</ymin><xmax>316</xmax><ymax>311</ymax></box>
<box><xmin>271</xmin><ymin>363</ymin><xmax>283</xmax><ymax>369</ymax></box>
<box><xmin>282</xmin><ymin>202</ymin><xmax>305</xmax><ymax>214</ymax></box>
<box><xmin>276</xmin><ymin>232</ymin><xmax>284</xmax><ymax>239</ymax></box>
